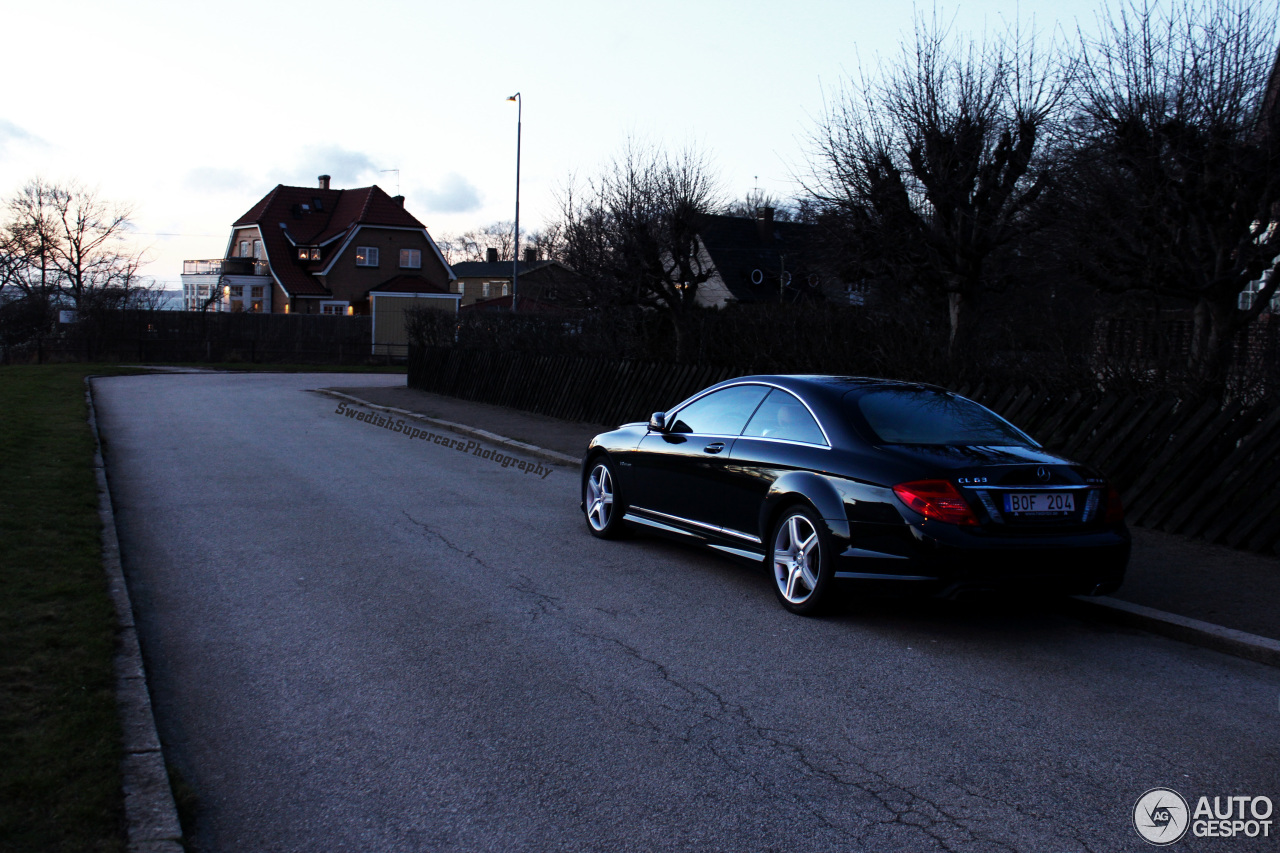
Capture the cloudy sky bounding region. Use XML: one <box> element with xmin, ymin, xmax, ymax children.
<box><xmin>2</xmin><ymin>0</ymin><xmax>1103</xmax><ymax>288</ymax></box>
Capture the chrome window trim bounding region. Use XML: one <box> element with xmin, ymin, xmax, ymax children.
<box><xmin>664</xmin><ymin>381</ymin><xmax>832</xmax><ymax>448</ymax></box>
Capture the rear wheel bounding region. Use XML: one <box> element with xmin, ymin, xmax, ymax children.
<box><xmin>770</xmin><ymin>505</ymin><xmax>835</xmax><ymax>615</ymax></box>
<box><xmin>584</xmin><ymin>458</ymin><xmax>626</xmax><ymax>539</ymax></box>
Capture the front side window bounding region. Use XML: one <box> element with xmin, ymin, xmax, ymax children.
<box><xmin>849</xmin><ymin>389</ymin><xmax>1035</xmax><ymax>447</ymax></box>
<box><xmin>229</xmin><ymin>285</ymin><xmax>244</xmax><ymax>298</ymax></box>
<box><xmin>356</xmin><ymin>246</ymin><xmax>379</xmax><ymax>267</ymax></box>
<box><xmin>670</xmin><ymin>384</ymin><xmax>770</xmax><ymax>436</ymax></box>
<box><xmin>239</xmin><ymin>240</ymin><xmax>249</xmax><ymax>257</ymax></box>
<box><xmin>251</xmin><ymin>286</ymin><xmax>264</xmax><ymax>298</ymax></box>
<box><xmin>743</xmin><ymin>389</ymin><xmax>826</xmax><ymax>445</ymax></box>
<box><xmin>482</xmin><ymin>283</ymin><xmax>490</xmax><ymax>297</ymax></box>
<box><xmin>253</xmin><ymin>240</ymin><xmax>263</xmax><ymax>259</ymax></box>
<box><xmin>399</xmin><ymin>248</ymin><xmax>421</xmax><ymax>269</ymax></box>
<box><xmin>321</xmin><ymin>301</ymin><xmax>349</xmax><ymax>315</ymax></box>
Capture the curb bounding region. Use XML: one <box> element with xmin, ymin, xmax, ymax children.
<box><xmin>86</xmin><ymin>378</ymin><xmax>185</xmax><ymax>853</ymax></box>
<box><xmin>1063</xmin><ymin>595</ymin><xmax>1280</xmax><ymax>669</ymax></box>
<box><xmin>317</xmin><ymin>390</ymin><xmax>582</xmax><ymax>467</ymax></box>
<box><xmin>324</xmin><ymin>388</ymin><xmax>1280</xmax><ymax>669</ymax></box>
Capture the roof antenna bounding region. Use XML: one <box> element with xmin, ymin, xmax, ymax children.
<box><xmin>380</xmin><ymin>169</ymin><xmax>400</xmax><ymax>195</ymax></box>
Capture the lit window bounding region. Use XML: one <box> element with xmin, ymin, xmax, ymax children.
<box><xmin>298</xmin><ymin>248</ymin><xmax>309</xmax><ymax>261</ymax></box>
<box><xmin>321</xmin><ymin>301</ymin><xmax>349</xmax><ymax>315</ymax></box>
<box><xmin>356</xmin><ymin>246</ymin><xmax>379</xmax><ymax>267</ymax></box>
<box><xmin>251</xmin><ymin>301</ymin><xmax>262</xmax><ymax>313</ymax></box>
<box><xmin>399</xmin><ymin>248</ymin><xmax>421</xmax><ymax>269</ymax></box>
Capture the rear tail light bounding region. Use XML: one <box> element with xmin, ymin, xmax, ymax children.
<box><xmin>1104</xmin><ymin>485</ymin><xmax>1125</xmax><ymax>524</ymax></box>
<box><xmin>893</xmin><ymin>480</ymin><xmax>979</xmax><ymax>526</ymax></box>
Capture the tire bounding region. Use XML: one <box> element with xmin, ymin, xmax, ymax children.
<box><xmin>769</xmin><ymin>505</ymin><xmax>835</xmax><ymax>615</ymax></box>
<box><xmin>584</xmin><ymin>457</ymin><xmax>626</xmax><ymax>539</ymax></box>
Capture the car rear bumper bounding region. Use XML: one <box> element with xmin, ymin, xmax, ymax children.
<box><xmin>833</xmin><ymin>523</ymin><xmax>1131</xmax><ymax>598</ymax></box>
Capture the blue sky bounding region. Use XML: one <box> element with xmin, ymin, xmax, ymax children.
<box><xmin>1</xmin><ymin>0</ymin><xmax>1105</xmax><ymax>288</ymax></box>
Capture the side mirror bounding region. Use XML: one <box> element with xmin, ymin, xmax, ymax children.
<box><xmin>648</xmin><ymin>411</ymin><xmax>668</xmax><ymax>432</ymax></box>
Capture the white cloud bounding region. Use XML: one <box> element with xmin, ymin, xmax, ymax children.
<box><xmin>422</xmin><ymin>172</ymin><xmax>483</xmax><ymax>214</ymax></box>
<box><xmin>287</xmin><ymin>145</ymin><xmax>381</xmax><ymax>188</ymax></box>
<box><xmin>0</xmin><ymin>119</ymin><xmax>45</xmax><ymax>154</ymax></box>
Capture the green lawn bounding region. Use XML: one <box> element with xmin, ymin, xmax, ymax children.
<box><xmin>0</xmin><ymin>364</ymin><xmax>151</xmax><ymax>851</ymax></box>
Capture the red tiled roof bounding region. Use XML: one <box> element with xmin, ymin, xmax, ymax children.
<box><xmin>232</xmin><ymin>184</ymin><xmax>428</xmax><ymax>298</ymax></box>
<box><xmin>368</xmin><ymin>275</ymin><xmax>455</xmax><ymax>296</ymax></box>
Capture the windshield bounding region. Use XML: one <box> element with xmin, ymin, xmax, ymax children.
<box><xmin>848</xmin><ymin>388</ymin><xmax>1036</xmax><ymax>447</ymax></box>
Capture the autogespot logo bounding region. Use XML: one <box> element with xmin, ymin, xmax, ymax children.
<box><xmin>1134</xmin><ymin>788</ymin><xmax>1190</xmax><ymax>846</ymax></box>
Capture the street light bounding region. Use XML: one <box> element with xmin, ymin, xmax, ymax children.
<box><xmin>507</xmin><ymin>92</ymin><xmax>521</xmax><ymax>313</ymax></box>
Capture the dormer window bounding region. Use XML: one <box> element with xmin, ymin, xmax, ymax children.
<box><xmin>297</xmin><ymin>247</ymin><xmax>321</xmax><ymax>261</ymax></box>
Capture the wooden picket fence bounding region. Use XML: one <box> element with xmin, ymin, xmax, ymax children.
<box><xmin>409</xmin><ymin>347</ymin><xmax>1280</xmax><ymax>555</ymax></box>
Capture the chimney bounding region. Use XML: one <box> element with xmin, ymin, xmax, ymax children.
<box><xmin>524</xmin><ymin>248</ymin><xmax>537</xmax><ymax>264</ymax></box>
<box><xmin>392</xmin><ymin>195</ymin><xmax>405</xmax><ymax>207</ymax></box>
<box><xmin>318</xmin><ymin>175</ymin><xmax>331</xmax><ymax>190</ymax></box>
<box><xmin>486</xmin><ymin>247</ymin><xmax>499</xmax><ymax>263</ymax></box>
<box><xmin>756</xmin><ymin>206</ymin><xmax>775</xmax><ymax>242</ymax></box>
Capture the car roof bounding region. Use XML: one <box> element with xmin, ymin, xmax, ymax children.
<box><xmin>710</xmin><ymin>374</ymin><xmax>946</xmax><ymax>400</ymax></box>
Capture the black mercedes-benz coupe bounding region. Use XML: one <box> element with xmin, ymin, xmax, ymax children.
<box><xmin>580</xmin><ymin>375</ymin><xmax>1129</xmax><ymax>614</ymax></box>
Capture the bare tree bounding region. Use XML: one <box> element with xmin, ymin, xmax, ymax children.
<box><xmin>1</xmin><ymin>178</ymin><xmax>150</xmax><ymax>312</ymax></box>
<box><xmin>437</xmin><ymin>220</ymin><xmax>564</xmax><ymax>267</ymax></box>
<box><xmin>806</xmin><ymin>13</ymin><xmax>1070</xmax><ymax>363</ymax></box>
<box><xmin>722</xmin><ymin>189</ymin><xmax>799</xmax><ymax>221</ymax></box>
<box><xmin>556</xmin><ymin>139</ymin><xmax>723</xmax><ymax>359</ymax></box>
<box><xmin>1061</xmin><ymin>0</ymin><xmax>1280</xmax><ymax>394</ymax></box>
<box><xmin>438</xmin><ymin>221</ymin><xmax>515</xmax><ymax>264</ymax></box>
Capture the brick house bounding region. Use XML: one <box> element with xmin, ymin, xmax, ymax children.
<box><xmin>181</xmin><ymin>176</ymin><xmax>458</xmax><ymax>320</ymax></box>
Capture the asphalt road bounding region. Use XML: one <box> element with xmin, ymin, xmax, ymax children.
<box><xmin>95</xmin><ymin>372</ymin><xmax>1280</xmax><ymax>853</ymax></box>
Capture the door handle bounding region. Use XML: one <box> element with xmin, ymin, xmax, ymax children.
<box><xmin>704</xmin><ymin>442</ymin><xmax>725</xmax><ymax>454</ymax></box>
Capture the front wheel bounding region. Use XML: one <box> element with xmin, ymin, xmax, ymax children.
<box><xmin>584</xmin><ymin>458</ymin><xmax>626</xmax><ymax>539</ymax></box>
<box><xmin>769</xmin><ymin>506</ymin><xmax>835</xmax><ymax>615</ymax></box>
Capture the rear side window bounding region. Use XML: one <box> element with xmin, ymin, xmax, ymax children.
<box><xmin>670</xmin><ymin>385</ymin><xmax>770</xmax><ymax>435</ymax></box>
<box><xmin>850</xmin><ymin>389</ymin><xmax>1035</xmax><ymax>446</ymax></box>
<box><xmin>743</xmin><ymin>389</ymin><xmax>826</xmax><ymax>445</ymax></box>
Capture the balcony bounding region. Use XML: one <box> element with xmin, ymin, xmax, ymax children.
<box><xmin>183</xmin><ymin>258</ymin><xmax>270</xmax><ymax>276</ymax></box>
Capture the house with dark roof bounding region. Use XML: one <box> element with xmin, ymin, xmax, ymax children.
<box><xmin>181</xmin><ymin>175</ymin><xmax>458</xmax><ymax>353</ymax></box>
<box><xmin>692</xmin><ymin>209</ymin><xmax>827</xmax><ymax>307</ymax></box>
<box><xmin>450</xmin><ymin>250</ymin><xmax>587</xmax><ymax>309</ymax></box>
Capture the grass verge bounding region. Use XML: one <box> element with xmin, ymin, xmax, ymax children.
<box><xmin>0</xmin><ymin>364</ymin><xmax>149</xmax><ymax>852</ymax></box>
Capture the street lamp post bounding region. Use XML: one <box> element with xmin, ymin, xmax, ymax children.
<box><xmin>507</xmin><ymin>92</ymin><xmax>521</xmax><ymax>313</ymax></box>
